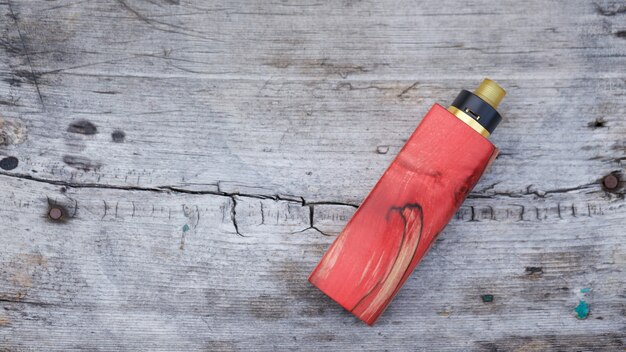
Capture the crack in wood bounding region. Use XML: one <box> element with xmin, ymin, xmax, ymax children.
<box><xmin>467</xmin><ymin>182</ymin><xmax>598</xmax><ymax>199</ymax></box>
<box><xmin>229</xmin><ymin>195</ymin><xmax>243</xmax><ymax>237</ymax></box>
<box><xmin>291</xmin><ymin>205</ymin><xmax>331</xmax><ymax>236</ymax></box>
<box><xmin>0</xmin><ymin>171</ymin><xmax>360</xmax><ymax>208</ymax></box>
<box><xmin>0</xmin><ymin>297</ymin><xmax>53</xmax><ymax>307</ymax></box>
<box><xmin>0</xmin><ymin>170</ymin><xmax>617</xmax><ymax>234</ymax></box>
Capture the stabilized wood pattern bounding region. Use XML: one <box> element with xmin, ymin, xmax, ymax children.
<box><xmin>310</xmin><ymin>105</ymin><xmax>498</xmax><ymax>324</ymax></box>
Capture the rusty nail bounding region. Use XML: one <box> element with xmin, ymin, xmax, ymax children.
<box><xmin>49</xmin><ymin>207</ymin><xmax>63</xmax><ymax>220</ymax></box>
<box><xmin>602</xmin><ymin>174</ymin><xmax>619</xmax><ymax>190</ymax></box>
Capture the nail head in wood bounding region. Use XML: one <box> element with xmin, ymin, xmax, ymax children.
<box><xmin>602</xmin><ymin>174</ymin><xmax>619</xmax><ymax>191</ymax></box>
<box><xmin>49</xmin><ymin>207</ymin><xmax>63</xmax><ymax>220</ymax></box>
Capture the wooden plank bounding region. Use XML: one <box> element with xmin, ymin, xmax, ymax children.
<box><xmin>0</xmin><ymin>172</ymin><xmax>624</xmax><ymax>350</ymax></box>
<box><xmin>0</xmin><ymin>0</ymin><xmax>623</xmax><ymax>202</ymax></box>
<box><xmin>0</xmin><ymin>0</ymin><xmax>625</xmax><ymax>350</ymax></box>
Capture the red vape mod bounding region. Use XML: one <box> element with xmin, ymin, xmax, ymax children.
<box><xmin>309</xmin><ymin>79</ymin><xmax>506</xmax><ymax>325</ymax></box>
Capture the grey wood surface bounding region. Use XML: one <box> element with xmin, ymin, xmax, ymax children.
<box><xmin>0</xmin><ymin>0</ymin><xmax>625</xmax><ymax>350</ymax></box>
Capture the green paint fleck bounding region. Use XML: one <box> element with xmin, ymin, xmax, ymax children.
<box><xmin>580</xmin><ymin>287</ymin><xmax>591</xmax><ymax>293</ymax></box>
<box><xmin>182</xmin><ymin>224</ymin><xmax>190</xmax><ymax>232</ymax></box>
<box><xmin>481</xmin><ymin>294</ymin><xmax>494</xmax><ymax>303</ymax></box>
<box><xmin>575</xmin><ymin>300</ymin><xmax>589</xmax><ymax>319</ymax></box>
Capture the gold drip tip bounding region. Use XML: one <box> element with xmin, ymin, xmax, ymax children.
<box><xmin>473</xmin><ymin>78</ymin><xmax>506</xmax><ymax>109</ymax></box>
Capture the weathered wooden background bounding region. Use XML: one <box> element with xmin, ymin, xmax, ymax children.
<box><xmin>0</xmin><ymin>0</ymin><xmax>625</xmax><ymax>350</ymax></box>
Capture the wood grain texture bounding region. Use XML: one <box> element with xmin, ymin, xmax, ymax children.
<box><xmin>310</xmin><ymin>104</ymin><xmax>498</xmax><ymax>325</ymax></box>
<box><xmin>0</xmin><ymin>0</ymin><xmax>625</xmax><ymax>350</ymax></box>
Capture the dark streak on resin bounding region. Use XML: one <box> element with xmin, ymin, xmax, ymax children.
<box><xmin>349</xmin><ymin>203</ymin><xmax>424</xmax><ymax>313</ymax></box>
<box><xmin>376</xmin><ymin>205</ymin><xmax>424</xmax><ymax>304</ymax></box>
<box><xmin>67</xmin><ymin>119</ymin><xmax>98</xmax><ymax>135</ymax></box>
<box><xmin>389</xmin><ymin>205</ymin><xmax>423</xmax><ymax>257</ymax></box>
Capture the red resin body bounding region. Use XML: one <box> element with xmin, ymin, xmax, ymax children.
<box><xmin>309</xmin><ymin>104</ymin><xmax>498</xmax><ymax>325</ymax></box>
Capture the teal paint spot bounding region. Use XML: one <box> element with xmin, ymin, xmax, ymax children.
<box><xmin>481</xmin><ymin>294</ymin><xmax>494</xmax><ymax>303</ymax></box>
<box><xmin>575</xmin><ymin>300</ymin><xmax>589</xmax><ymax>319</ymax></box>
<box><xmin>580</xmin><ymin>287</ymin><xmax>591</xmax><ymax>293</ymax></box>
<box><xmin>182</xmin><ymin>224</ymin><xmax>190</xmax><ymax>232</ymax></box>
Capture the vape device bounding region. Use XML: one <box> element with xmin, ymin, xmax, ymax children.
<box><xmin>309</xmin><ymin>79</ymin><xmax>506</xmax><ymax>325</ymax></box>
